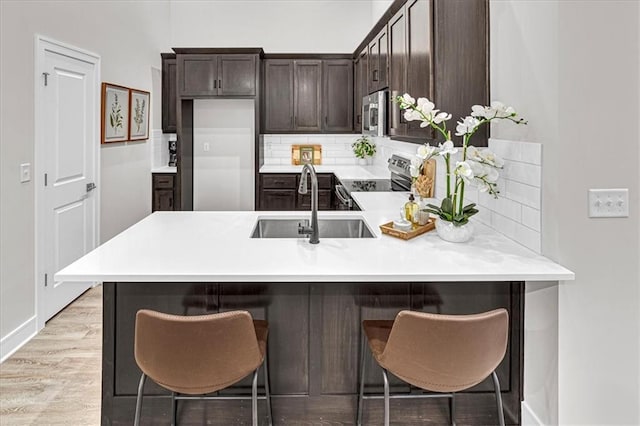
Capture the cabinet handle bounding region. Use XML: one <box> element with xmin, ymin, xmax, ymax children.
<box><xmin>214</xmin><ymin>79</ymin><xmax>217</xmax><ymax>89</ymax></box>
<box><xmin>169</xmin><ymin>197</ymin><xmax>173</xmax><ymax>209</ymax></box>
<box><xmin>325</xmin><ymin>116</ymin><xmax>328</xmax><ymax>126</ymax></box>
<box><xmin>357</xmin><ymin>114</ymin><xmax>361</xmax><ymax>125</ymax></box>
<box><xmin>218</xmin><ymin>79</ymin><xmax>221</xmax><ymax>89</ymax></box>
<box><xmin>372</xmin><ymin>69</ymin><xmax>379</xmax><ymax>82</ymax></box>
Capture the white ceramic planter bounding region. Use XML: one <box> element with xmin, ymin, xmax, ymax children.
<box><xmin>435</xmin><ymin>220</ymin><xmax>474</xmax><ymax>243</ymax></box>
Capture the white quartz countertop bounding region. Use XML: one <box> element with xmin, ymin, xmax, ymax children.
<box><xmin>259</xmin><ymin>164</ymin><xmax>390</xmax><ymax>180</ymax></box>
<box><xmin>151</xmin><ymin>166</ymin><xmax>177</xmax><ymax>174</ymax></box>
<box><xmin>56</xmin><ymin>208</ymin><xmax>574</xmax><ymax>283</ymax></box>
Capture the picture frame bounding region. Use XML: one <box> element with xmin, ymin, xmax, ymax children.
<box><xmin>128</xmin><ymin>88</ymin><xmax>150</xmax><ymax>141</ymax></box>
<box><xmin>101</xmin><ymin>83</ymin><xmax>130</xmax><ymax>144</ymax></box>
<box><xmin>291</xmin><ymin>144</ymin><xmax>322</xmax><ymax>165</ymax></box>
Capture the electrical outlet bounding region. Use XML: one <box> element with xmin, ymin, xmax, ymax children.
<box><xmin>20</xmin><ymin>163</ymin><xmax>31</xmax><ymax>183</ymax></box>
<box><xmin>588</xmin><ymin>188</ymin><xmax>629</xmax><ymax>218</ymax></box>
<box><xmin>203</xmin><ymin>142</ymin><xmax>210</xmax><ymax>152</ymax></box>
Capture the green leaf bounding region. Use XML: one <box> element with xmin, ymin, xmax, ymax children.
<box><xmin>463</xmin><ymin>203</ymin><xmax>477</xmax><ymax>212</ymax></box>
<box><xmin>441</xmin><ymin>197</ymin><xmax>453</xmax><ymax>214</ymax></box>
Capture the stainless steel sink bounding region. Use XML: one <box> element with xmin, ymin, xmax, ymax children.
<box><xmin>251</xmin><ymin>217</ymin><xmax>375</xmax><ymax>239</ymax></box>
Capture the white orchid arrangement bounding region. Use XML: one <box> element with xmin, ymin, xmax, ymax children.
<box><xmin>395</xmin><ymin>94</ymin><xmax>527</xmax><ymax>226</ymax></box>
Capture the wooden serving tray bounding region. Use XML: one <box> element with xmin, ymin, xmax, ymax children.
<box><xmin>380</xmin><ymin>219</ymin><xmax>436</xmax><ymax>240</ymax></box>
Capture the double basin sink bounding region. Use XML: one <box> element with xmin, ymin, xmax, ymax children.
<box><xmin>251</xmin><ymin>217</ymin><xmax>375</xmax><ymax>239</ymax></box>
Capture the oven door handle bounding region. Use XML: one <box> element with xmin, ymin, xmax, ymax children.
<box><xmin>334</xmin><ymin>185</ymin><xmax>352</xmax><ymax>208</ymax></box>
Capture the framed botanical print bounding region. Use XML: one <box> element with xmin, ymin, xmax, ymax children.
<box><xmin>101</xmin><ymin>83</ymin><xmax>130</xmax><ymax>143</ymax></box>
<box><xmin>129</xmin><ymin>88</ymin><xmax>150</xmax><ymax>141</ymax></box>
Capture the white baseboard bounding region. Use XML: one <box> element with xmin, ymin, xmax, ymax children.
<box><xmin>522</xmin><ymin>401</ymin><xmax>545</xmax><ymax>426</ymax></box>
<box><xmin>0</xmin><ymin>315</ymin><xmax>38</xmax><ymax>363</ymax></box>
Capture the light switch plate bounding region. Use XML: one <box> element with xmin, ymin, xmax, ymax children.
<box><xmin>20</xmin><ymin>163</ymin><xmax>31</xmax><ymax>183</ymax></box>
<box><xmin>588</xmin><ymin>188</ymin><xmax>629</xmax><ymax>218</ymax></box>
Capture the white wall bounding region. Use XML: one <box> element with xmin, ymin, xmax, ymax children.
<box><xmin>492</xmin><ymin>1</ymin><xmax>640</xmax><ymax>424</ymax></box>
<box><xmin>169</xmin><ymin>0</ymin><xmax>372</xmax><ymax>52</ymax></box>
<box><xmin>371</xmin><ymin>0</ymin><xmax>394</xmax><ymax>27</ymax></box>
<box><xmin>0</xmin><ymin>0</ymin><xmax>171</xmax><ymax>349</ymax></box>
<box><xmin>193</xmin><ymin>99</ymin><xmax>255</xmax><ymax>211</ymax></box>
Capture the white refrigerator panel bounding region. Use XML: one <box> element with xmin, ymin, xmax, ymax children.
<box><xmin>193</xmin><ymin>99</ymin><xmax>255</xmax><ymax>211</ymax></box>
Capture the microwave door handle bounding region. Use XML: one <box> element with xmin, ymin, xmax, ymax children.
<box><xmin>370</xmin><ymin>107</ymin><xmax>378</xmax><ymax>128</ymax></box>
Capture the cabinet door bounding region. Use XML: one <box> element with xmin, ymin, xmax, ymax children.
<box><xmin>264</xmin><ymin>60</ymin><xmax>295</xmax><ymax>132</ymax></box>
<box><xmin>261</xmin><ymin>189</ymin><xmax>297</xmax><ymax>211</ymax></box>
<box><xmin>322</xmin><ymin>60</ymin><xmax>353</xmax><ymax>132</ymax></box>
<box><xmin>294</xmin><ymin>60</ymin><xmax>322</xmax><ymax>131</ymax></box>
<box><xmin>153</xmin><ymin>189</ymin><xmax>174</xmax><ymax>211</ymax></box>
<box><xmin>178</xmin><ymin>54</ymin><xmax>217</xmax><ymax>96</ymax></box>
<box><xmin>353</xmin><ymin>55</ymin><xmax>363</xmax><ymax>131</ymax></box>
<box><xmin>161</xmin><ymin>55</ymin><xmax>177</xmax><ymax>133</ymax></box>
<box><xmin>297</xmin><ymin>190</ymin><xmax>333</xmax><ymax>210</ymax></box>
<box><xmin>406</xmin><ymin>0</ymin><xmax>434</xmax><ymax>138</ymax></box>
<box><xmin>377</xmin><ymin>26</ymin><xmax>389</xmax><ymax>91</ymax></box>
<box><xmin>218</xmin><ymin>54</ymin><xmax>257</xmax><ymax>96</ymax></box>
<box><xmin>368</xmin><ymin>39</ymin><xmax>378</xmax><ymax>93</ymax></box>
<box><xmin>388</xmin><ymin>7</ymin><xmax>407</xmax><ymax>137</ymax></box>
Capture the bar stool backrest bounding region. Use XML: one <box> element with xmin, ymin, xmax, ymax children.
<box><xmin>379</xmin><ymin>309</ymin><xmax>508</xmax><ymax>393</ymax></box>
<box><xmin>134</xmin><ymin>309</ymin><xmax>263</xmax><ymax>395</ymax></box>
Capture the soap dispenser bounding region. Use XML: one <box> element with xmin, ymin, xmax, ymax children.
<box><xmin>404</xmin><ymin>193</ymin><xmax>419</xmax><ymax>225</ymax></box>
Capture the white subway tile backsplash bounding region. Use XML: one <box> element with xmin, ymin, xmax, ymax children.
<box><xmin>521</xmin><ymin>205</ymin><xmax>541</xmax><ymax>232</ymax></box>
<box><xmin>505</xmin><ymin>180</ymin><xmax>541</xmax><ymax>209</ymax></box>
<box><xmin>520</xmin><ymin>142</ymin><xmax>542</xmax><ymax>166</ymax></box>
<box><xmin>263</xmin><ymin>158</ymin><xmax>282</xmax><ymax>165</ymax></box>
<box><xmin>502</xmin><ymin>160</ymin><xmax>541</xmax><ymax>187</ymax></box>
<box><xmin>489</xmin><ymin>138</ymin><xmax>541</xmax><ymax>165</ymax></box>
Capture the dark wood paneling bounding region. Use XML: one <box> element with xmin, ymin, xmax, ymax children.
<box><xmin>322</xmin><ymin>60</ymin><xmax>354</xmax><ymax>132</ymax></box>
<box><xmin>104</xmin><ymin>281</ymin><xmax>523</xmax><ymax>425</ymax></box>
<box><xmin>406</xmin><ymin>0</ymin><xmax>434</xmax><ymax>139</ymax></box>
<box><xmin>353</xmin><ymin>51</ymin><xmax>366</xmax><ymax>131</ymax></box>
<box><xmin>264</xmin><ymin>60</ymin><xmax>294</xmax><ymax>132</ymax></box>
<box><xmin>369</xmin><ymin>26</ymin><xmax>389</xmax><ymax>93</ymax></box>
<box><xmin>152</xmin><ymin>189</ymin><xmax>174</xmax><ymax>211</ymax></box>
<box><xmin>297</xmin><ymin>190</ymin><xmax>333</xmax><ymax>210</ymax></box>
<box><xmin>218</xmin><ymin>54</ymin><xmax>257</xmax><ymax>96</ymax></box>
<box><xmin>434</xmin><ymin>0</ymin><xmax>489</xmax><ymax>146</ymax></box>
<box><xmin>161</xmin><ymin>54</ymin><xmax>177</xmax><ymax>133</ymax></box>
<box><xmin>264</xmin><ymin>284</ymin><xmax>310</xmax><ymax>395</ymax></box>
<box><xmin>318</xmin><ymin>284</ymin><xmax>360</xmax><ymax>395</ymax></box>
<box><xmin>388</xmin><ymin>6</ymin><xmax>408</xmax><ymax>137</ymax></box>
<box><xmin>177</xmin><ymin>99</ymin><xmax>193</xmax><ymax>210</ymax></box>
<box><xmin>293</xmin><ymin>60</ymin><xmax>322</xmax><ymax>131</ymax></box>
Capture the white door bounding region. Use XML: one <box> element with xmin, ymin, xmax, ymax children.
<box><xmin>36</xmin><ymin>37</ymin><xmax>100</xmax><ymax>323</ymax></box>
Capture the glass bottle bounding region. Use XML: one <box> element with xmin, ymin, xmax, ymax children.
<box><xmin>404</xmin><ymin>193</ymin><xmax>419</xmax><ymax>225</ymax></box>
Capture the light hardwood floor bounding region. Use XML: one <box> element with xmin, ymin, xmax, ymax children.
<box><xmin>0</xmin><ymin>285</ymin><xmax>102</xmax><ymax>425</ymax></box>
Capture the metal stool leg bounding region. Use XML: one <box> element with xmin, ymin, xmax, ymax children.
<box><xmin>171</xmin><ymin>391</ymin><xmax>177</xmax><ymax>426</ymax></box>
<box><xmin>356</xmin><ymin>334</ymin><xmax>367</xmax><ymax>426</ymax></box>
<box><xmin>492</xmin><ymin>371</ymin><xmax>505</xmax><ymax>426</ymax></box>
<box><xmin>382</xmin><ymin>368</ymin><xmax>390</xmax><ymax>426</ymax></box>
<box><xmin>134</xmin><ymin>373</ymin><xmax>146</xmax><ymax>426</ymax></box>
<box><xmin>264</xmin><ymin>355</ymin><xmax>273</xmax><ymax>426</ymax></box>
<box><xmin>449</xmin><ymin>392</ymin><xmax>456</xmax><ymax>426</ymax></box>
<box><xmin>251</xmin><ymin>368</ymin><xmax>259</xmax><ymax>426</ymax></box>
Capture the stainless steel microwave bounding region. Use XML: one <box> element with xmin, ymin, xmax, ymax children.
<box><xmin>362</xmin><ymin>91</ymin><xmax>387</xmax><ymax>137</ymax></box>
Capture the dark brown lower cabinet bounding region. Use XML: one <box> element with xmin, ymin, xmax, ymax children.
<box><xmin>259</xmin><ymin>173</ymin><xmax>334</xmax><ymax>211</ymax></box>
<box><xmin>103</xmin><ymin>281</ymin><xmax>523</xmax><ymax>425</ymax></box>
<box><xmin>152</xmin><ymin>173</ymin><xmax>175</xmax><ymax>212</ymax></box>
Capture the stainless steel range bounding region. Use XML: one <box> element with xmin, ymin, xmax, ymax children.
<box><xmin>335</xmin><ymin>154</ymin><xmax>413</xmax><ymax>210</ymax></box>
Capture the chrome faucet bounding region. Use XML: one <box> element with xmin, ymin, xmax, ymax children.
<box><xmin>298</xmin><ymin>163</ymin><xmax>319</xmax><ymax>244</ymax></box>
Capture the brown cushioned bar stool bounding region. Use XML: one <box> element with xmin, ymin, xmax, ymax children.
<box><xmin>134</xmin><ymin>309</ymin><xmax>272</xmax><ymax>426</ymax></box>
<box><xmin>357</xmin><ymin>309</ymin><xmax>509</xmax><ymax>426</ymax></box>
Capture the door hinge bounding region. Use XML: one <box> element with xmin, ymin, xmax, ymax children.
<box><xmin>44</xmin><ymin>173</ymin><xmax>48</xmax><ymax>186</ymax></box>
<box><xmin>43</xmin><ymin>72</ymin><xmax>49</xmax><ymax>86</ymax></box>
<box><xmin>44</xmin><ymin>273</ymin><xmax>48</xmax><ymax>287</ymax></box>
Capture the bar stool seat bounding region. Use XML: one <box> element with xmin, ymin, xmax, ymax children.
<box><xmin>134</xmin><ymin>309</ymin><xmax>272</xmax><ymax>426</ymax></box>
<box><xmin>357</xmin><ymin>309</ymin><xmax>509</xmax><ymax>426</ymax></box>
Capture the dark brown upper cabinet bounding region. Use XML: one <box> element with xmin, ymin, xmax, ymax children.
<box><xmin>353</xmin><ymin>49</ymin><xmax>368</xmax><ymax>131</ymax></box>
<box><xmin>383</xmin><ymin>0</ymin><xmax>489</xmax><ymax>145</ymax></box>
<box><xmin>368</xmin><ymin>25</ymin><xmax>389</xmax><ymax>93</ymax></box>
<box><xmin>322</xmin><ymin>60</ymin><xmax>353</xmax><ymax>132</ymax></box>
<box><xmin>294</xmin><ymin>60</ymin><xmax>323</xmax><ymax>131</ymax></box>
<box><xmin>264</xmin><ymin>60</ymin><xmax>295</xmax><ymax>132</ymax></box>
<box><xmin>263</xmin><ymin>57</ymin><xmax>353</xmax><ymax>133</ymax></box>
<box><xmin>388</xmin><ymin>6</ymin><xmax>407</xmax><ymax>138</ymax></box>
<box><xmin>161</xmin><ymin>54</ymin><xmax>177</xmax><ymax>133</ymax></box>
<box><xmin>177</xmin><ymin>54</ymin><xmax>257</xmax><ymax>97</ymax></box>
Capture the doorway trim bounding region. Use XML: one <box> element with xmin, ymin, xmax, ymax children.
<box><xmin>34</xmin><ymin>35</ymin><xmax>101</xmax><ymax>330</ymax></box>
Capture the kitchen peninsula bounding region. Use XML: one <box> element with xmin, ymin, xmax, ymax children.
<box><xmin>56</xmin><ymin>204</ymin><xmax>573</xmax><ymax>426</ymax></box>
